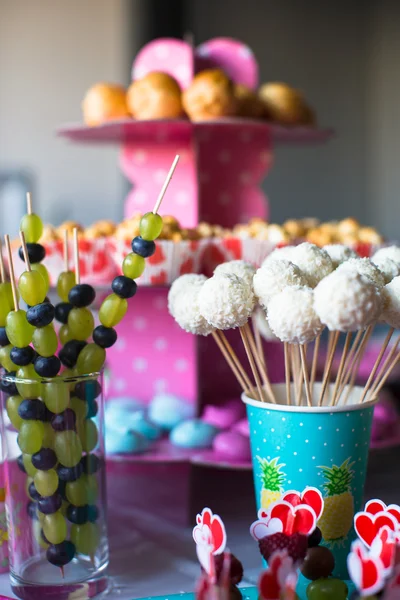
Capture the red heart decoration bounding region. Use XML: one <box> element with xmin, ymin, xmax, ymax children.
<box><xmin>150</xmin><ymin>271</ymin><xmax>167</xmax><ymax>285</ymax></box>
<box><xmin>270</xmin><ymin>501</ymin><xmax>316</xmax><ymax>536</ymax></box>
<box><xmin>222</xmin><ymin>238</ymin><xmax>242</xmax><ymax>260</ymax></box>
<box><xmin>371</xmin><ymin>525</ymin><xmax>395</xmax><ymax>572</ymax></box>
<box><xmin>258</xmin><ymin>570</ymin><xmax>281</xmax><ymax>600</ymax></box>
<box><xmin>348</xmin><ymin>541</ymin><xmax>384</xmax><ymax>594</ymax></box>
<box><xmin>200</xmin><ymin>508</ymin><xmax>226</xmax><ymax>554</ymax></box>
<box><xmin>179</xmin><ymin>258</ymin><xmax>194</xmax><ymax>275</ymax></box>
<box><xmin>365</xmin><ymin>499</ymin><xmax>387</xmax><ymax>515</ymax></box>
<box><xmin>354</xmin><ymin>511</ymin><xmax>398</xmax><ymax>548</ymax></box>
<box><xmin>148</xmin><ymin>244</ymin><xmax>165</xmax><ymax>266</ymax></box>
<box><xmin>282</xmin><ymin>487</ymin><xmax>324</xmax><ymax>521</ymax></box>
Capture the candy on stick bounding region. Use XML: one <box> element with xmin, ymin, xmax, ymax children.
<box><xmin>267</xmin><ymin>286</ymin><xmax>323</xmax><ymax>345</ymax></box>
<box><xmin>285</xmin><ymin>242</ymin><xmax>334</xmax><ymax>288</ymax></box>
<box><xmin>336</xmin><ymin>257</ymin><xmax>386</xmax><ymax>288</ymax></box>
<box><xmin>213</xmin><ymin>260</ymin><xmax>256</xmax><ymax>287</ymax></box>
<box><xmin>372</xmin><ymin>256</ymin><xmax>400</xmax><ymax>284</ymax></box>
<box><xmin>322</xmin><ymin>244</ymin><xmax>358</xmax><ymax>268</ymax></box>
<box><xmin>253</xmin><ymin>259</ymin><xmax>307</xmax><ymax>308</ymax></box>
<box><xmin>262</xmin><ymin>246</ymin><xmax>296</xmax><ymax>266</ymax></box>
<box><xmin>372</xmin><ymin>245</ymin><xmax>400</xmax><ymax>266</ymax></box>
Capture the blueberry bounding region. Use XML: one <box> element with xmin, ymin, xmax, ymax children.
<box><xmin>68</xmin><ymin>284</ymin><xmax>96</xmax><ymax>308</ymax></box>
<box><xmin>10</xmin><ymin>346</ymin><xmax>35</xmax><ymax>367</ymax></box>
<box><xmin>51</xmin><ymin>409</ymin><xmax>76</xmax><ymax>432</ymax></box>
<box><xmin>26</xmin><ymin>303</ymin><xmax>55</xmax><ymax>328</ymax></box>
<box><xmin>308</xmin><ymin>526</ymin><xmax>322</xmax><ymax>548</ymax></box>
<box><xmin>18</xmin><ymin>243</ymin><xmax>46</xmax><ymax>264</ymax></box>
<box><xmin>92</xmin><ymin>325</ymin><xmax>117</xmax><ymax>349</ymax></box>
<box><xmin>86</xmin><ymin>400</ymin><xmax>98</xmax><ymax>419</ymax></box>
<box><xmin>28</xmin><ymin>481</ymin><xmax>41</xmax><ymax>502</ymax></box>
<box><xmin>58</xmin><ymin>462</ymin><xmax>83</xmax><ymax>482</ymax></box>
<box><xmin>38</xmin><ymin>493</ymin><xmax>62</xmax><ymax>515</ymax></box>
<box><xmin>0</xmin><ymin>372</ymin><xmax>18</xmax><ymax>395</ymax></box>
<box><xmin>66</xmin><ymin>504</ymin><xmax>88</xmax><ymax>525</ymax></box>
<box><xmin>18</xmin><ymin>398</ymin><xmax>47</xmax><ymax>420</ymax></box>
<box><xmin>87</xmin><ymin>505</ymin><xmax>99</xmax><ymax>523</ymax></box>
<box><xmin>59</xmin><ymin>340</ymin><xmax>87</xmax><ymax>368</ymax></box>
<box><xmin>34</xmin><ymin>355</ymin><xmax>61</xmax><ymax>378</ymax></box>
<box><xmin>54</xmin><ymin>302</ymin><xmax>73</xmax><ymax>324</ymax></box>
<box><xmin>57</xmin><ymin>479</ymin><xmax>67</xmax><ymax>501</ymax></box>
<box><xmin>32</xmin><ymin>448</ymin><xmax>57</xmax><ymax>471</ymax></box>
<box><xmin>27</xmin><ymin>501</ymin><xmax>38</xmax><ymax>520</ymax></box>
<box><xmin>74</xmin><ymin>379</ymin><xmax>101</xmax><ymax>401</ymax></box>
<box><xmin>80</xmin><ymin>454</ymin><xmax>101</xmax><ymax>475</ymax></box>
<box><xmin>0</xmin><ymin>328</ymin><xmax>9</xmax><ymax>347</ymax></box>
<box><xmin>17</xmin><ymin>454</ymin><xmax>26</xmax><ymax>473</ymax></box>
<box><xmin>111</xmin><ymin>275</ymin><xmax>137</xmax><ymax>299</ymax></box>
<box><xmin>46</xmin><ymin>541</ymin><xmax>75</xmax><ymax>567</ymax></box>
<box><xmin>131</xmin><ymin>236</ymin><xmax>155</xmax><ymax>258</ymax></box>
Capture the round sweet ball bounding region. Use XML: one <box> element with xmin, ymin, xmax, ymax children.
<box><xmin>372</xmin><ymin>245</ymin><xmax>400</xmax><ymax>266</ymax></box>
<box><xmin>127</xmin><ymin>71</ymin><xmax>183</xmax><ymax>120</ymax></box>
<box><xmin>82</xmin><ymin>83</ymin><xmax>130</xmax><ymax>126</ymax></box>
<box><xmin>234</xmin><ymin>84</ymin><xmax>265</xmax><ymax>119</ymax></box>
<box><xmin>372</xmin><ymin>256</ymin><xmax>400</xmax><ymax>284</ymax></box>
<box><xmin>262</xmin><ymin>246</ymin><xmax>296</xmax><ymax>266</ymax></box>
<box><xmin>172</xmin><ymin>276</ymin><xmax>214</xmax><ymax>336</ymax></box>
<box><xmin>289</xmin><ymin>243</ymin><xmax>334</xmax><ymax>288</ymax></box>
<box><xmin>382</xmin><ymin>276</ymin><xmax>400</xmax><ymax>328</ymax></box>
<box><xmin>301</xmin><ymin>546</ymin><xmax>335</xmax><ymax>580</ymax></box>
<box><xmin>168</xmin><ymin>274</ymin><xmax>207</xmax><ymax>315</ymax></box>
<box><xmin>323</xmin><ymin>244</ymin><xmax>358</xmax><ymax>269</ymax></box>
<box><xmin>214</xmin><ymin>260</ymin><xmax>256</xmax><ymax>287</ymax></box>
<box><xmin>199</xmin><ymin>273</ymin><xmax>255</xmax><ymax>330</ymax></box>
<box><xmin>314</xmin><ymin>270</ymin><xmax>382</xmax><ymax>331</ymax></box>
<box><xmin>336</xmin><ymin>257</ymin><xmax>386</xmax><ymax>288</ymax></box>
<box><xmin>253</xmin><ymin>307</ymin><xmax>277</xmax><ymax>341</ymax></box>
<box><xmin>105</xmin><ymin>428</ymin><xmax>150</xmax><ymax>455</ymax></box>
<box><xmin>212</xmin><ymin>431</ymin><xmax>251</xmax><ymax>461</ymax></box>
<box><xmin>170</xmin><ymin>419</ymin><xmax>218</xmax><ymax>449</ymax></box>
<box><xmin>253</xmin><ymin>259</ymin><xmax>307</xmax><ymax>308</ymax></box>
<box><xmin>268</xmin><ymin>286</ymin><xmax>323</xmax><ymax>344</ymax></box>
<box><xmin>258</xmin><ymin>82</ymin><xmax>308</xmax><ymax>125</ymax></box>
<box><xmin>125</xmin><ymin>412</ymin><xmax>162</xmax><ymax>441</ymax></box>
<box><xmin>182</xmin><ymin>69</ymin><xmax>236</xmax><ymax>121</ymax></box>
<box><xmin>148</xmin><ymin>394</ymin><xmax>196</xmax><ymax>431</ymax></box>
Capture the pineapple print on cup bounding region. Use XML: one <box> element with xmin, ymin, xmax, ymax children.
<box><xmin>317</xmin><ymin>458</ymin><xmax>355</xmax><ymax>543</ymax></box>
<box><xmin>258</xmin><ymin>457</ymin><xmax>286</xmax><ymax>510</ymax></box>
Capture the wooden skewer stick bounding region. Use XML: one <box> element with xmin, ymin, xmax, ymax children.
<box><xmin>244</xmin><ymin>323</ymin><xmax>275</xmax><ymax>403</ymax></box>
<box><xmin>323</xmin><ymin>331</ymin><xmax>334</xmax><ymax>379</ymax></box>
<box><xmin>300</xmin><ymin>344</ymin><xmax>312</xmax><ymax>407</ymax></box>
<box><xmin>290</xmin><ymin>345</ymin><xmax>299</xmax><ymax>400</ymax></box>
<box><xmin>26</xmin><ymin>192</ymin><xmax>33</xmax><ymax>215</ymax></box>
<box><xmin>370</xmin><ymin>350</ymin><xmax>400</xmax><ymax>400</ymax></box>
<box><xmin>294</xmin><ymin>345</ymin><xmax>304</xmax><ymax>406</ymax></box>
<box><xmin>152</xmin><ymin>155</ymin><xmax>180</xmax><ymax>214</ymax></box>
<box><xmin>318</xmin><ymin>331</ymin><xmax>340</xmax><ymax>406</ymax></box>
<box><xmin>212</xmin><ymin>331</ymin><xmax>247</xmax><ymax>393</ymax></box>
<box><xmin>368</xmin><ymin>334</ymin><xmax>400</xmax><ymax>401</ymax></box>
<box><xmin>0</xmin><ymin>238</ymin><xmax>5</xmax><ymax>284</ymax></box>
<box><xmin>310</xmin><ymin>334</ymin><xmax>321</xmax><ymax>391</ymax></box>
<box><xmin>73</xmin><ymin>228</ymin><xmax>80</xmax><ymax>284</ymax></box>
<box><xmin>218</xmin><ymin>330</ymin><xmax>254</xmax><ymax>392</ymax></box>
<box><xmin>331</xmin><ymin>332</ymin><xmax>352</xmax><ymax>406</ymax></box>
<box><xmin>19</xmin><ymin>231</ymin><xmax>32</xmax><ymax>272</ymax></box>
<box><xmin>341</xmin><ymin>327</ymin><xmax>374</xmax><ymax>405</ymax></box>
<box><xmin>63</xmin><ymin>230</ymin><xmax>69</xmax><ymax>272</ymax></box>
<box><xmin>336</xmin><ymin>330</ymin><xmax>363</xmax><ymax>398</ymax></box>
<box><xmin>239</xmin><ymin>327</ymin><xmax>264</xmax><ymax>402</ymax></box>
<box><xmin>284</xmin><ymin>342</ymin><xmax>291</xmax><ymax>406</ymax></box>
<box><xmin>359</xmin><ymin>327</ymin><xmax>395</xmax><ymax>404</ymax></box>
<box><xmin>4</xmin><ymin>235</ymin><xmax>19</xmax><ymax>311</ymax></box>
<box><xmin>252</xmin><ymin>318</ymin><xmax>265</xmax><ymax>368</ymax></box>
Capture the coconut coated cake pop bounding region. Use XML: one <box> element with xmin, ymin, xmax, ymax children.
<box><xmin>253</xmin><ymin>259</ymin><xmax>307</xmax><ymax>308</ymax></box>
<box><xmin>323</xmin><ymin>244</ymin><xmax>358</xmax><ymax>268</ymax></box>
<box><xmin>169</xmin><ymin>276</ymin><xmax>214</xmax><ymax>336</ymax></box>
<box><xmin>336</xmin><ymin>257</ymin><xmax>385</xmax><ymax>288</ymax></box>
<box><xmin>382</xmin><ymin>276</ymin><xmax>400</xmax><ymax>328</ymax></box>
<box><xmin>372</xmin><ymin>256</ymin><xmax>400</xmax><ymax>284</ymax></box>
<box><xmin>372</xmin><ymin>245</ymin><xmax>400</xmax><ymax>266</ymax></box>
<box><xmin>267</xmin><ymin>285</ymin><xmax>323</xmax><ymax>344</ymax></box>
<box><xmin>314</xmin><ymin>270</ymin><xmax>382</xmax><ymax>331</ymax></box>
<box><xmin>168</xmin><ymin>274</ymin><xmax>207</xmax><ymax>314</ymax></box>
<box><xmin>262</xmin><ymin>246</ymin><xmax>296</xmax><ymax>266</ymax></box>
<box><xmin>288</xmin><ymin>242</ymin><xmax>334</xmax><ymax>288</ymax></box>
<box><xmin>199</xmin><ymin>273</ymin><xmax>255</xmax><ymax>330</ymax></box>
<box><xmin>214</xmin><ymin>260</ymin><xmax>256</xmax><ymax>287</ymax></box>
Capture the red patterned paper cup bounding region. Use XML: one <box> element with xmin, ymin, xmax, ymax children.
<box><xmin>200</xmin><ymin>237</ymin><xmax>277</xmax><ymax>276</ymax></box>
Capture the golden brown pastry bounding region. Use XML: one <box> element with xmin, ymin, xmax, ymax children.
<box><xmin>84</xmin><ymin>220</ymin><xmax>116</xmax><ymax>239</ymax></box>
<box><xmin>82</xmin><ymin>83</ymin><xmax>130</xmax><ymax>126</ymax></box>
<box><xmin>57</xmin><ymin>221</ymin><xmax>84</xmax><ymax>239</ymax></box>
<box><xmin>115</xmin><ymin>216</ymin><xmax>141</xmax><ymax>241</ymax></box>
<box><xmin>259</xmin><ymin>82</ymin><xmax>308</xmax><ymax>126</ymax></box>
<box><xmin>234</xmin><ymin>84</ymin><xmax>265</xmax><ymax>119</ymax></box>
<box><xmin>182</xmin><ymin>69</ymin><xmax>236</xmax><ymax>121</ymax></box>
<box><xmin>337</xmin><ymin>217</ymin><xmax>360</xmax><ymax>237</ymax></box>
<box><xmin>358</xmin><ymin>227</ymin><xmax>383</xmax><ymax>245</ymax></box>
<box><xmin>40</xmin><ymin>225</ymin><xmax>59</xmax><ymax>243</ymax></box>
<box><xmin>127</xmin><ymin>72</ymin><xmax>183</xmax><ymax>120</ymax></box>
<box><xmin>283</xmin><ymin>219</ymin><xmax>306</xmax><ymax>239</ymax></box>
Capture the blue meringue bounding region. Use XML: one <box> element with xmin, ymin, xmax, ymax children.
<box><xmin>148</xmin><ymin>394</ymin><xmax>196</xmax><ymax>431</ymax></box>
<box><xmin>170</xmin><ymin>419</ymin><xmax>218</xmax><ymax>449</ymax></box>
<box><xmin>105</xmin><ymin>427</ymin><xmax>150</xmax><ymax>454</ymax></box>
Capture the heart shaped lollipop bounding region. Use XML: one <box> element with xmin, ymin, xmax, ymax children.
<box><xmin>348</xmin><ymin>540</ymin><xmax>386</xmax><ymax>596</ymax></box>
<box><xmin>269</xmin><ymin>500</ymin><xmax>317</xmax><ymax>536</ymax></box>
<box><xmin>354</xmin><ymin>510</ymin><xmax>398</xmax><ymax>548</ymax></box>
<box><xmin>282</xmin><ymin>487</ymin><xmax>324</xmax><ymax>521</ymax></box>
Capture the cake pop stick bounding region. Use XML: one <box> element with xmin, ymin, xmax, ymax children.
<box><xmin>335</xmin><ymin>329</ymin><xmax>363</xmax><ymax>398</ymax></box>
<box><xmin>309</xmin><ymin>334</ymin><xmax>320</xmax><ymax>390</ymax></box>
<box><xmin>318</xmin><ymin>331</ymin><xmax>339</xmax><ymax>406</ymax></box>
<box><xmin>239</xmin><ymin>327</ymin><xmax>264</xmax><ymax>402</ymax></box>
<box><xmin>216</xmin><ymin>331</ymin><xmax>255</xmax><ymax>393</ymax></box>
<box><xmin>243</xmin><ymin>323</ymin><xmax>275</xmax><ymax>403</ymax></box>
<box><xmin>211</xmin><ymin>331</ymin><xmax>248</xmax><ymax>393</ymax></box>
<box><xmin>359</xmin><ymin>327</ymin><xmax>394</xmax><ymax>404</ymax></box>
<box><xmin>367</xmin><ymin>334</ymin><xmax>400</xmax><ymax>401</ymax></box>
<box><xmin>370</xmin><ymin>347</ymin><xmax>400</xmax><ymax>400</ymax></box>
<box><xmin>341</xmin><ymin>328</ymin><xmax>373</xmax><ymax>405</ymax></box>
<box><xmin>331</xmin><ymin>332</ymin><xmax>352</xmax><ymax>406</ymax></box>
<box><xmin>299</xmin><ymin>344</ymin><xmax>312</xmax><ymax>407</ymax></box>
<box><xmin>284</xmin><ymin>342</ymin><xmax>292</xmax><ymax>406</ymax></box>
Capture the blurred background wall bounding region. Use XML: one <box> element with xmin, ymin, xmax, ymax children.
<box><xmin>0</xmin><ymin>0</ymin><xmax>399</xmax><ymax>237</ymax></box>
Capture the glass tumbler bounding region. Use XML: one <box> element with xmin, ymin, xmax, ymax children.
<box><xmin>0</xmin><ymin>371</ymin><xmax>109</xmax><ymax>599</ymax></box>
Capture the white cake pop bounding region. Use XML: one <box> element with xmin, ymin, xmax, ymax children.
<box><xmin>214</xmin><ymin>260</ymin><xmax>256</xmax><ymax>287</ymax></box>
<box><xmin>199</xmin><ymin>273</ymin><xmax>255</xmax><ymax>330</ymax></box>
<box><xmin>323</xmin><ymin>244</ymin><xmax>358</xmax><ymax>269</ymax></box>
<box><xmin>372</xmin><ymin>245</ymin><xmax>400</xmax><ymax>266</ymax></box>
<box><xmin>168</xmin><ymin>274</ymin><xmax>207</xmax><ymax>315</ymax></box>
<box><xmin>267</xmin><ymin>286</ymin><xmax>323</xmax><ymax>344</ymax></box>
<box><xmin>314</xmin><ymin>270</ymin><xmax>382</xmax><ymax>332</ymax></box>
<box><xmin>262</xmin><ymin>246</ymin><xmax>296</xmax><ymax>266</ymax></box>
<box><xmin>253</xmin><ymin>306</ymin><xmax>278</xmax><ymax>341</ymax></box>
<box><xmin>253</xmin><ymin>259</ymin><xmax>307</xmax><ymax>308</ymax></box>
<box><xmin>336</xmin><ymin>257</ymin><xmax>385</xmax><ymax>288</ymax></box>
<box><xmin>170</xmin><ymin>276</ymin><xmax>215</xmax><ymax>336</ymax></box>
<box><xmin>381</xmin><ymin>276</ymin><xmax>400</xmax><ymax>328</ymax></box>
<box><xmin>288</xmin><ymin>242</ymin><xmax>334</xmax><ymax>288</ymax></box>
<box><xmin>372</xmin><ymin>257</ymin><xmax>400</xmax><ymax>284</ymax></box>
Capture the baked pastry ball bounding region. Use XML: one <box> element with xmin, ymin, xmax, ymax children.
<box><xmin>57</xmin><ymin>221</ymin><xmax>84</xmax><ymax>239</ymax></box>
<box><xmin>82</xmin><ymin>83</ymin><xmax>130</xmax><ymax>126</ymax></box>
<box><xmin>85</xmin><ymin>220</ymin><xmax>116</xmax><ymax>239</ymax></box>
<box><xmin>259</xmin><ymin>82</ymin><xmax>308</xmax><ymax>125</ymax></box>
<box><xmin>234</xmin><ymin>84</ymin><xmax>265</xmax><ymax>118</ymax></box>
<box><xmin>127</xmin><ymin>72</ymin><xmax>183</xmax><ymax>120</ymax></box>
<box><xmin>182</xmin><ymin>69</ymin><xmax>236</xmax><ymax>121</ymax></box>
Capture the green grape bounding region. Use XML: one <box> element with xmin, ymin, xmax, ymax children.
<box><xmin>66</xmin><ymin>478</ymin><xmax>87</xmax><ymax>506</ymax></box>
<box><xmin>59</xmin><ymin>324</ymin><xmax>72</xmax><ymax>345</ymax></box>
<box><xmin>70</xmin><ymin>395</ymin><xmax>87</xmax><ymax>421</ymax></box>
<box><xmin>84</xmin><ymin>474</ymin><xmax>98</xmax><ymax>504</ymax></box>
<box><xmin>34</xmin><ymin>469</ymin><xmax>58</xmax><ymax>496</ymax></box>
<box><xmin>62</xmin><ymin>368</ymin><xmax>76</xmax><ymax>391</ymax></box>
<box><xmin>60</xmin><ymin>500</ymin><xmax>69</xmax><ymax>517</ymax></box>
<box><xmin>0</xmin><ymin>284</ymin><xmax>13</xmax><ymax>326</ymax></box>
<box><xmin>139</xmin><ymin>212</ymin><xmax>163</xmax><ymax>241</ymax></box>
<box><xmin>57</xmin><ymin>271</ymin><xmax>76</xmax><ymax>303</ymax></box>
<box><xmin>0</xmin><ymin>345</ymin><xmax>18</xmax><ymax>372</ymax></box>
<box><xmin>76</xmin><ymin>344</ymin><xmax>105</xmax><ymax>375</ymax></box>
<box><xmin>18</xmin><ymin>421</ymin><xmax>44</xmax><ymax>454</ymax></box>
<box><xmin>32</xmin><ymin>324</ymin><xmax>58</xmax><ymax>357</ymax></box>
<box><xmin>20</xmin><ymin>213</ymin><xmax>43</xmax><ymax>244</ymax></box>
<box><xmin>18</xmin><ymin>271</ymin><xmax>47</xmax><ymax>306</ymax></box>
<box><xmin>42</xmin><ymin>380</ymin><xmax>69</xmax><ymax>413</ymax></box>
<box><xmin>68</xmin><ymin>308</ymin><xmax>94</xmax><ymax>341</ymax></box>
<box><xmin>38</xmin><ymin>510</ymin><xmax>45</xmax><ymax>525</ymax></box>
<box><xmin>6</xmin><ymin>310</ymin><xmax>34</xmax><ymax>347</ymax></box>
<box><xmin>6</xmin><ymin>395</ymin><xmax>23</xmax><ymax>430</ymax></box>
<box><xmin>307</xmin><ymin>578</ymin><xmax>347</xmax><ymax>600</ymax></box>
<box><xmin>99</xmin><ymin>294</ymin><xmax>127</xmax><ymax>328</ymax></box>
<box><xmin>42</xmin><ymin>422</ymin><xmax>55</xmax><ymax>449</ymax></box>
<box><xmin>122</xmin><ymin>253</ymin><xmax>145</xmax><ymax>279</ymax></box>
<box><xmin>77</xmin><ymin>419</ymin><xmax>98</xmax><ymax>452</ymax></box>
<box><xmin>31</xmin><ymin>263</ymin><xmax>50</xmax><ymax>294</ymax></box>
<box><xmin>71</xmin><ymin>522</ymin><xmax>99</xmax><ymax>556</ymax></box>
<box><xmin>22</xmin><ymin>453</ymin><xmax>38</xmax><ymax>477</ymax></box>
<box><xmin>43</xmin><ymin>511</ymin><xmax>67</xmax><ymax>544</ymax></box>
<box><xmin>54</xmin><ymin>431</ymin><xmax>82</xmax><ymax>467</ymax></box>
<box><xmin>16</xmin><ymin>364</ymin><xmax>42</xmax><ymax>398</ymax></box>
<box><xmin>32</xmin><ymin>519</ymin><xmax>49</xmax><ymax>549</ymax></box>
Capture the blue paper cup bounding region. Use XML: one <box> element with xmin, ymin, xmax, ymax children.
<box><xmin>243</xmin><ymin>383</ymin><xmax>377</xmax><ymax>581</ymax></box>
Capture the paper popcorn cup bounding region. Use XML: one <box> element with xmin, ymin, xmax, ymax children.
<box><xmin>200</xmin><ymin>237</ymin><xmax>277</xmax><ymax>276</ymax></box>
<box><xmin>109</xmin><ymin>238</ymin><xmax>203</xmax><ymax>285</ymax></box>
<box><xmin>243</xmin><ymin>383</ymin><xmax>377</xmax><ymax>581</ymax></box>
